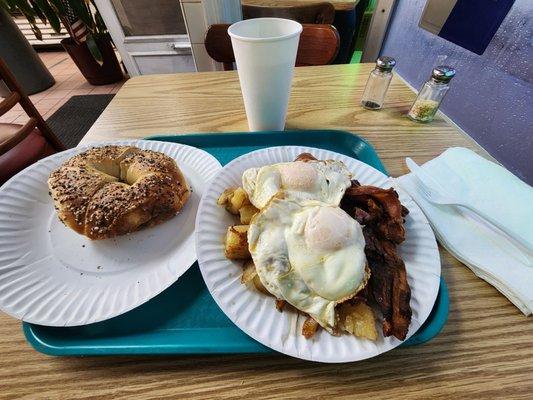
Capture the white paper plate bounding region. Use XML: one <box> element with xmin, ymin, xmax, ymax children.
<box><xmin>0</xmin><ymin>140</ymin><xmax>221</xmax><ymax>326</ymax></box>
<box><xmin>196</xmin><ymin>146</ymin><xmax>441</xmax><ymax>363</ymax></box>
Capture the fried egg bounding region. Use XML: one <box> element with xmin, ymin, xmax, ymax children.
<box><xmin>242</xmin><ymin>160</ymin><xmax>352</xmax><ymax>209</ymax></box>
<box><xmin>248</xmin><ymin>198</ymin><xmax>368</xmax><ymax>331</ymax></box>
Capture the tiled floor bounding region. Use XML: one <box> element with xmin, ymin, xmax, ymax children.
<box><xmin>0</xmin><ymin>51</ymin><xmax>126</xmax><ymax>124</ymax></box>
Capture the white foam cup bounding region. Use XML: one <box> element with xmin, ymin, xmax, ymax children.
<box><xmin>228</xmin><ymin>18</ymin><xmax>302</xmax><ymax>131</ymax></box>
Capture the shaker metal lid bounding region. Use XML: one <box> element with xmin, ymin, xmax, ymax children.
<box><xmin>432</xmin><ymin>66</ymin><xmax>456</xmax><ymax>82</ymax></box>
<box><xmin>376</xmin><ymin>56</ymin><xmax>396</xmax><ymax>71</ymax></box>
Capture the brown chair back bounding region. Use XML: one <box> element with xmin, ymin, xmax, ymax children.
<box><xmin>242</xmin><ymin>2</ymin><xmax>335</xmax><ymax>24</ymax></box>
<box><xmin>0</xmin><ymin>58</ymin><xmax>64</xmax><ymax>156</ymax></box>
<box><xmin>205</xmin><ymin>24</ymin><xmax>340</xmax><ymax>71</ymax></box>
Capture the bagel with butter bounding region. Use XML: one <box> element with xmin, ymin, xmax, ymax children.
<box><xmin>48</xmin><ymin>145</ymin><xmax>190</xmax><ymax>240</ymax></box>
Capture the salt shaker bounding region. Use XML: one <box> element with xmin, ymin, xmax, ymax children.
<box><xmin>361</xmin><ymin>56</ymin><xmax>396</xmax><ymax>110</ymax></box>
<box><xmin>408</xmin><ymin>66</ymin><xmax>456</xmax><ymax>123</ymax></box>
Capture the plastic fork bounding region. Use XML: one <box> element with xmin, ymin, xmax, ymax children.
<box><xmin>406</xmin><ymin>157</ymin><xmax>533</xmax><ymax>266</ymax></box>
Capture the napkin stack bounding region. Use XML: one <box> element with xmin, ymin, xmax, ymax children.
<box><xmin>396</xmin><ymin>147</ymin><xmax>533</xmax><ymax>315</ymax></box>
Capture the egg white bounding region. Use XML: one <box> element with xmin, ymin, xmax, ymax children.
<box><xmin>242</xmin><ymin>160</ymin><xmax>352</xmax><ymax>210</ymax></box>
<box><xmin>248</xmin><ymin>198</ymin><xmax>367</xmax><ymax>331</ymax></box>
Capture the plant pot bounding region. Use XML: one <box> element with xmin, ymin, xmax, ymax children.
<box><xmin>61</xmin><ymin>37</ymin><xmax>123</xmax><ymax>85</ymax></box>
<box><xmin>0</xmin><ymin>8</ymin><xmax>55</xmax><ymax>94</ymax></box>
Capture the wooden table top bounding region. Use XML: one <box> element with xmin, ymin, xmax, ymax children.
<box><xmin>241</xmin><ymin>0</ymin><xmax>359</xmax><ymax>11</ymax></box>
<box><xmin>2</xmin><ymin>64</ymin><xmax>531</xmax><ymax>399</ymax></box>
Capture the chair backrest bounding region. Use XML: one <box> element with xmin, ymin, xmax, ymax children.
<box><xmin>0</xmin><ymin>58</ymin><xmax>64</xmax><ymax>156</ymax></box>
<box><xmin>205</xmin><ymin>24</ymin><xmax>340</xmax><ymax>71</ymax></box>
<box><xmin>242</xmin><ymin>2</ymin><xmax>335</xmax><ymax>24</ymax></box>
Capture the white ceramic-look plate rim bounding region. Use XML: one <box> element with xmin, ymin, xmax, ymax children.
<box><xmin>195</xmin><ymin>145</ymin><xmax>441</xmax><ymax>363</ymax></box>
<box><xmin>0</xmin><ymin>139</ymin><xmax>222</xmax><ymax>326</ymax></box>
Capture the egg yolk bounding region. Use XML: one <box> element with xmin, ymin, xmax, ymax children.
<box><xmin>304</xmin><ymin>206</ymin><xmax>352</xmax><ymax>251</ymax></box>
<box><xmin>278</xmin><ymin>162</ymin><xmax>318</xmax><ymax>191</ymax></box>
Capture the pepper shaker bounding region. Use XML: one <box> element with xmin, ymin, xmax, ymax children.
<box><xmin>361</xmin><ymin>56</ymin><xmax>396</xmax><ymax>110</ymax></box>
<box><xmin>408</xmin><ymin>66</ymin><xmax>456</xmax><ymax>123</ymax></box>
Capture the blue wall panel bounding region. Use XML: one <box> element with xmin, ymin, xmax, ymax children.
<box><xmin>381</xmin><ymin>0</ymin><xmax>532</xmax><ymax>184</ymax></box>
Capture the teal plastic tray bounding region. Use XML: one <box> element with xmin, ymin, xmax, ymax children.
<box><xmin>23</xmin><ymin>130</ymin><xmax>448</xmax><ymax>356</ymax></box>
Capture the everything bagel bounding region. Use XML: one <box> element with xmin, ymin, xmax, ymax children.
<box><xmin>48</xmin><ymin>145</ymin><xmax>190</xmax><ymax>239</ymax></box>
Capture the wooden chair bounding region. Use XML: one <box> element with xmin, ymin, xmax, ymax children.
<box><xmin>242</xmin><ymin>2</ymin><xmax>335</xmax><ymax>24</ymax></box>
<box><xmin>0</xmin><ymin>58</ymin><xmax>65</xmax><ymax>185</ymax></box>
<box><xmin>205</xmin><ymin>24</ymin><xmax>340</xmax><ymax>71</ymax></box>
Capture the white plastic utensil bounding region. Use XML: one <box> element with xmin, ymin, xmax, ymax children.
<box><xmin>228</xmin><ymin>18</ymin><xmax>302</xmax><ymax>131</ymax></box>
<box><xmin>406</xmin><ymin>157</ymin><xmax>533</xmax><ymax>266</ymax></box>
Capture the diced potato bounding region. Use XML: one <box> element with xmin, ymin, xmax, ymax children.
<box><xmin>275</xmin><ymin>299</ymin><xmax>286</xmax><ymax>312</ymax></box>
<box><xmin>239</xmin><ymin>204</ymin><xmax>259</xmax><ymax>224</ymax></box>
<box><xmin>241</xmin><ymin>260</ymin><xmax>257</xmax><ymax>284</ymax></box>
<box><xmin>217</xmin><ymin>187</ymin><xmax>236</xmax><ymax>206</ymax></box>
<box><xmin>226</xmin><ymin>187</ymin><xmax>250</xmax><ymax>215</ymax></box>
<box><xmin>337</xmin><ymin>301</ymin><xmax>378</xmax><ymax>341</ymax></box>
<box><xmin>217</xmin><ymin>187</ymin><xmax>250</xmax><ymax>215</ymax></box>
<box><xmin>302</xmin><ymin>316</ymin><xmax>319</xmax><ymax>339</ymax></box>
<box><xmin>224</xmin><ymin>225</ymin><xmax>250</xmax><ymax>259</ymax></box>
<box><xmin>252</xmin><ymin>274</ymin><xmax>271</xmax><ymax>296</ymax></box>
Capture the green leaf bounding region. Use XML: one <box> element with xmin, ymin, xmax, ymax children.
<box><xmin>86</xmin><ymin>34</ymin><xmax>103</xmax><ymax>64</ymax></box>
<box><xmin>47</xmin><ymin>0</ymin><xmax>66</xmax><ymax>15</ymax></box>
<box><xmin>10</xmin><ymin>0</ymin><xmax>37</xmax><ymax>22</ymax></box>
<box><xmin>33</xmin><ymin>0</ymin><xmax>62</xmax><ymax>32</ymax></box>
<box><xmin>0</xmin><ymin>0</ymin><xmax>14</xmax><ymax>12</ymax></box>
<box><xmin>4</xmin><ymin>0</ymin><xmax>18</xmax><ymax>9</ymax></box>
<box><xmin>30</xmin><ymin>24</ymin><xmax>43</xmax><ymax>40</ymax></box>
<box><xmin>65</xmin><ymin>0</ymin><xmax>93</xmax><ymax>31</ymax></box>
<box><xmin>3</xmin><ymin>0</ymin><xmax>56</xmax><ymax>40</ymax></box>
<box><xmin>13</xmin><ymin>6</ymin><xmax>39</xmax><ymax>38</ymax></box>
<box><xmin>92</xmin><ymin>2</ymin><xmax>108</xmax><ymax>37</ymax></box>
<box><xmin>28</xmin><ymin>0</ymin><xmax>47</xmax><ymax>24</ymax></box>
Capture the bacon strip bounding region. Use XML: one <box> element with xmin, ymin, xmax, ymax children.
<box><xmin>294</xmin><ymin>153</ymin><xmax>318</xmax><ymax>162</ymax></box>
<box><xmin>341</xmin><ymin>181</ymin><xmax>412</xmax><ymax>340</ymax></box>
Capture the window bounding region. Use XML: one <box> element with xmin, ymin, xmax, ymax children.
<box><xmin>110</xmin><ymin>0</ymin><xmax>187</xmax><ymax>36</ymax></box>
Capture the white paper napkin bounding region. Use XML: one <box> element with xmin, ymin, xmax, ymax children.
<box><xmin>395</xmin><ymin>147</ymin><xmax>533</xmax><ymax>315</ymax></box>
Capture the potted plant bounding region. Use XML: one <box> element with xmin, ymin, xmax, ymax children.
<box><xmin>0</xmin><ymin>0</ymin><xmax>124</xmax><ymax>85</ymax></box>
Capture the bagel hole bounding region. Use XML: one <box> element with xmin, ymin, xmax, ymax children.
<box><xmin>90</xmin><ymin>162</ymin><xmax>134</xmax><ymax>186</ymax></box>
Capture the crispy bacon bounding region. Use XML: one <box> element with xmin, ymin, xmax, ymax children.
<box><xmin>294</xmin><ymin>153</ymin><xmax>318</xmax><ymax>162</ymax></box>
<box><xmin>275</xmin><ymin>299</ymin><xmax>286</xmax><ymax>312</ymax></box>
<box><xmin>342</xmin><ymin>182</ymin><xmax>407</xmax><ymax>244</ymax></box>
<box><xmin>341</xmin><ymin>180</ymin><xmax>412</xmax><ymax>341</ymax></box>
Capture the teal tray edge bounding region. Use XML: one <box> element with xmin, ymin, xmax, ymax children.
<box><xmin>147</xmin><ymin>130</ymin><xmax>388</xmax><ymax>175</ymax></box>
<box><xmin>23</xmin><ymin>278</ymin><xmax>448</xmax><ymax>355</ymax></box>
<box><xmin>22</xmin><ymin>130</ymin><xmax>448</xmax><ymax>356</ymax></box>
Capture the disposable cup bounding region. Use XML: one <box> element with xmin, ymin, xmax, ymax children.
<box><xmin>228</xmin><ymin>18</ymin><xmax>302</xmax><ymax>131</ymax></box>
